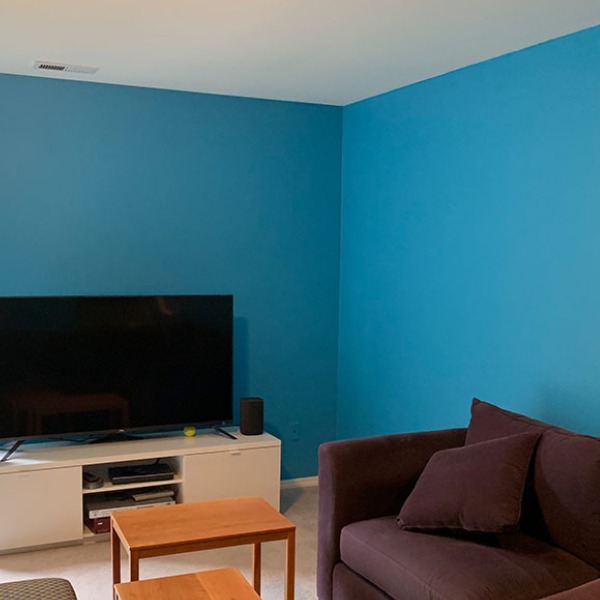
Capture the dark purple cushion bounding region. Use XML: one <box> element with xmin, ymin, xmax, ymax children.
<box><xmin>465</xmin><ymin>398</ymin><xmax>600</xmax><ymax>569</ymax></box>
<box><xmin>465</xmin><ymin>398</ymin><xmax>550</xmax><ymax>444</ymax></box>
<box><xmin>333</xmin><ymin>564</ymin><xmax>392</xmax><ymax>600</ymax></box>
<box><xmin>534</xmin><ymin>429</ymin><xmax>600</xmax><ymax>570</ymax></box>
<box><xmin>341</xmin><ymin>516</ymin><xmax>599</xmax><ymax>600</ymax></box>
<box><xmin>541</xmin><ymin>579</ymin><xmax>600</xmax><ymax>600</ymax></box>
<box><xmin>398</xmin><ymin>432</ymin><xmax>540</xmax><ymax>533</ymax></box>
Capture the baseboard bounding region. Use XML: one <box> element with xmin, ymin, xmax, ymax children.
<box><xmin>280</xmin><ymin>476</ymin><xmax>318</xmax><ymax>490</ymax></box>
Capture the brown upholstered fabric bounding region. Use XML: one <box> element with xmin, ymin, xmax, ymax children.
<box><xmin>540</xmin><ymin>579</ymin><xmax>600</xmax><ymax>600</ymax></box>
<box><xmin>534</xmin><ymin>429</ymin><xmax>600</xmax><ymax>570</ymax></box>
<box><xmin>465</xmin><ymin>398</ymin><xmax>600</xmax><ymax>570</ymax></box>
<box><xmin>465</xmin><ymin>398</ymin><xmax>550</xmax><ymax>444</ymax></box>
<box><xmin>333</xmin><ymin>564</ymin><xmax>393</xmax><ymax>600</ymax></box>
<box><xmin>0</xmin><ymin>578</ymin><xmax>77</xmax><ymax>600</ymax></box>
<box><xmin>340</xmin><ymin>516</ymin><xmax>599</xmax><ymax>600</ymax></box>
<box><xmin>317</xmin><ymin>428</ymin><xmax>467</xmax><ymax>600</ymax></box>
<box><xmin>398</xmin><ymin>432</ymin><xmax>540</xmax><ymax>533</ymax></box>
<box><xmin>318</xmin><ymin>400</ymin><xmax>600</xmax><ymax>600</ymax></box>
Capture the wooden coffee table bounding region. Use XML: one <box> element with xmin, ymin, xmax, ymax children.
<box><xmin>114</xmin><ymin>567</ymin><xmax>260</xmax><ymax>600</ymax></box>
<box><xmin>111</xmin><ymin>496</ymin><xmax>295</xmax><ymax>600</ymax></box>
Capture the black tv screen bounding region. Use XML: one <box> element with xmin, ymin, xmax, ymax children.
<box><xmin>0</xmin><ymin>295</ymin><xmax>233</xmax><ymax>441</ymax></box>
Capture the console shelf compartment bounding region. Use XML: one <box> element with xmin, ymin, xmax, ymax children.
<box><xmin>81</xmin><ymin>458</ymin><xmax>183</xmax><ymax>495</ymax></box>
<box><xmin>0</xmin><ymin>429</ymin><xmax>280</xmax><ymax>553</ymax></box>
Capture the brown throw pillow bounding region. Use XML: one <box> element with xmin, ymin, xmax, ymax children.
<box><xmin>465</xmin><ymin>398</ymin><xmax>549</xmax><ymax>445</ymax></box>
<box><xmin>398</xmin><ymin>432</ymin><xmax>540</xmax><ymax>533</ymax></box>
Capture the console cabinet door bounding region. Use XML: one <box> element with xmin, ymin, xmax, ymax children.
<box><xmin>0</xmin><ymin>466</ymin><xmax>82</xmax><ymax>551</ymax></box>
<box><xmin>182</xmin><ymin>447</ymin><xmax>280</xmax><ymax>509</ymax></box>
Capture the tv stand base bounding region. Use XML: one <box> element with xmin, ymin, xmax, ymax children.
<box><xmin>0</xmin><ymin>440</ymin><xmax>23</xmax><ymax>463</ymax></box>
<box><xmin>213</xmin><ymin>426</ymin><xmax>238</xmax><ymax>440</ymax></box>
<box><xmin>88</xmin><ymin>432</ymin><xmax>142</xmax><ymax>444</ymax></box>
<box><xmin>0</xmin><ymin>429</ymin><xmax>280</xmax><ymax>554</ymax></box>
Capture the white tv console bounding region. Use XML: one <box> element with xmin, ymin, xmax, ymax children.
<box><xmin>0</xmin><ymin>429</ymin><xmax>280</xmax><ymax>553</ymax></box>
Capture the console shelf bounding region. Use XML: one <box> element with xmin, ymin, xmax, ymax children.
<box><xmin>81</xmin><ymin>475</ymin><xmax>185</xmax><ymax>495</ymax></box>
<box><xmin>0</xmin><ymin>429</ymin><xmax>280</xmax><ymax>553</ymax></box>
<box><xmin>80</xmin><ymin>458</ymin><xmax>184</xmax><ymax>495</ymax></box>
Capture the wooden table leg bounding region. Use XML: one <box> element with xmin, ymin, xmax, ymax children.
<box><xmin>252</xmin><ymin>542</ymin><xmax>262</xmax><ymax>594</ymax></box>
<box><xmin>111</xmin><ymin>526</ymin><xmax>121</xmax><ymax>599</ymax></box>
<box><xmin>285</xmin><ymin>528</ymin><xmax>296</xmax><ymax>600</ymax></box>
<box><xmin>129</xmin><ymin>550</ymin><xmax>140</xmax><ymax>582</ymax></box>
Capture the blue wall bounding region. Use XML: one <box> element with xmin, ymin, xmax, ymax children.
<box><xmin>3</xmin><ymin>24</ymin><xmax>600</xmax><ymax>473</ymax></box>
<box><xmin>339</xmin><ymin>26</ymin><xmax>600</xmax><ymax>439</ymax></box>
<box><xmin>0</xmin><ymin>74</ymin><xmax>342</xmax><ymax>478</ymax></box>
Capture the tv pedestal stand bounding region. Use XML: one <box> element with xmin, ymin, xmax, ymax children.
<box><xmin>88</xmin><ymin>432</ymin><xmax>143</xmax><ymax>444</ymax></box>
<box><xmin>0</xmin><ymin>429</ymin><xmax>280</xmax><ymax>554</ymax></box>
<box><xmin>0</xmin><ymin>440</ymin><xmax>23</xmax><ymax>463</ymax></box>
<box><xmin>213</xmin><ymin>426</ymin><xmax>237</xmax><ymax>440</ymax></box>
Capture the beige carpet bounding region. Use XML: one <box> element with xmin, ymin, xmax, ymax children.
<box><xmin>0</xmin><ymin>486</ymin><xmax>318</xmax><ymax>600</ymax></box>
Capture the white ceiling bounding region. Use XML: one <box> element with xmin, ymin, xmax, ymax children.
<box><xmin>1</xmin><ymin>0</ymin><xmax>600</xmax><ymax>106</ymax></box>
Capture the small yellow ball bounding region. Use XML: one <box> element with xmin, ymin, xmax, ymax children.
<box><xmin>183</xmin><ymin>426</ymin><xmax>196</xmax><ymax>437</ymax></box>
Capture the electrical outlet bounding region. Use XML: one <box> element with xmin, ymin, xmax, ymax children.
<box><xmin>290</xmin><ymin>421</ymin><xmax>300</xmax><ymax>441</ymax></box>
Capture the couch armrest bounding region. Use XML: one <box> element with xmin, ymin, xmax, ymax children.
<box><xmin>316</xmin><ymin>427</ymin><xmax>467</xmax><ymax>600</ymax></box>
<box><xmin>541</xmin><ymin>579</ymin><xmax>600</xmax><ymax>599</ymax></box>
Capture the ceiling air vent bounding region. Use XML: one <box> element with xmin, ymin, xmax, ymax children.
<box><xmin>33</xmin><ymin>61</ymin><xmax>98</xmax><ymax>75</ymax></box>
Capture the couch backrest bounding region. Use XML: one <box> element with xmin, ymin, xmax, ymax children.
<box><xmin>466</xmin><ymin>399</ymin><xmax>600</xmax><ymax>570</ymax></box>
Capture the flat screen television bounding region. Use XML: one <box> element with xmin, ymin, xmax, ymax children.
<box><xmin>0</xmin><ymin>295</ymin><xmax>233</xmax><ymax>443</ymax></box>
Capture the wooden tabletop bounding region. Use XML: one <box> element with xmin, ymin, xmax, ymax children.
<box><xmin>114</xmin><ymin>567</ymin><xmax>260</xmax><ymax>600</ymax></box>
<box><xmin>111</xmin><ymin>496</ymin><xmax>294</xmax><ymax>551</ymax></box>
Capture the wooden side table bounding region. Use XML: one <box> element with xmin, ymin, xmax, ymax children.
<box><xmin>111</xmin><ymin>496</ymin><xmax>295</xmax><ymax>600</ymax></box>
<box><xmin>114</xmin><ymin>567</ymin><xmax>260</xmax><ymax>600</ymax></box>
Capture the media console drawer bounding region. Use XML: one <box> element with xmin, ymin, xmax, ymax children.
<box><xmin>182</xmin><ymin>446</ymin><xmax>280</xmax><ymax>509</ymax></box>
<box><xmin>0</xmin><ymin>466</ymin><xmax>82</xmax><ymax>551</ymax></box>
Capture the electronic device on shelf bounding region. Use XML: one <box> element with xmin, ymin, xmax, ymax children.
<box><xmin>130</xmin><ymin>487</ymin><xmax>175</xmax><ymax>502</ymax></box>
<box><xmin>84</xmin><ymin>492</ymin><xmax>176</xmax><ymax>533</ymax></box>
<box><xmin>82</xmin><ymin>471</ymin><xmax>104</xmax><ymax>490</ymax></box>
<box><xmin>0</xmin><ymin>295</ymin><xmax>234</xmax><ymax>452</ymax></box>
<box><xmin>85</xmin><ymin>516</ymin><xmax>111</xmax><ymax>534</ymax></box>
<box><xmin>108</xmin><ymin>463</ymin><xmax>175</xmax><ymax>484</ymax></box>
<box><xmin>85</xmin><ymin>493</ymin><xmax>177</xmax><ymax>518</ymax></box>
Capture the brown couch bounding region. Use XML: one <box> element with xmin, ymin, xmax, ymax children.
<box><xmin>317</xmin><ymin>399</ymin><xmax>600</xmax><ymax>600</ymax></box>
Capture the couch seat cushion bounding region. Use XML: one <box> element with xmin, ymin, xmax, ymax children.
<box><xmin>541</xmin><ymin>579</ymin><xmax>600</xmax><ymax>600</ymax></box>
<box><xmin>340</xmin><ymin>516</ymin><xmax>599</xmax><ymax>600</ymax></box>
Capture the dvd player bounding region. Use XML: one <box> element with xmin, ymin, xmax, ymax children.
<box><xmin>108</xmin><ymin>463</ymin><xmax>174</xmax><ymax>484</ymax></box>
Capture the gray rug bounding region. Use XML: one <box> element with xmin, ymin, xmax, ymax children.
<box><xmin>0</xmin><ymin>486</ymin><xmax>318</xmax><ymax>600</ymax></box>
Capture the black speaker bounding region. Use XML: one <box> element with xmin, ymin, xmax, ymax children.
<box><xmin>240</xmin><ymin>397</ymin><xmax>264</xmax><ymax>436</ymax></box>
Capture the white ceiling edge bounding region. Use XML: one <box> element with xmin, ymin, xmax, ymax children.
<box><xmin>347</xmin><ymin>22</ymin><xmax>600</xmax><ymax>106</ymax></box>
<box><xmin>0</xmin><ymin>0</ymin><xmax>599</xmax><ymax>106</ymax></box>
